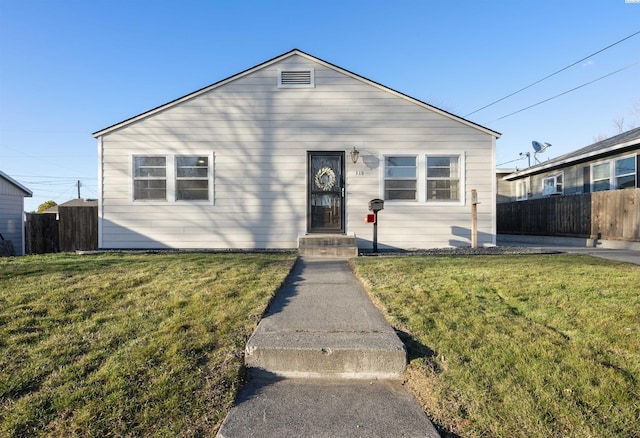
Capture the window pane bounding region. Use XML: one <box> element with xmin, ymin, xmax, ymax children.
<box><xmin>615</xmin><ymin>157</ymin><xmax>635</xmax><ymax>176</ymax></box>
<box><xmin>593</xmin><ymin>163</ymin><xmax>609</xmax><ymax>180</ymax></box>
<box><xmin>177</xmin><ymin>180</ymin><xmax>209</xmax><ymax>201</ymax></box>
<box><xmin>616</xmin><ymin>174</ymin><xmax>635</xmax><ymax>189</ymax></box>
<box><xmin>385</xmin><ymin>167</ymin><xmax>416</xmax><ymax>178</ymax></box>
<box><xmin>386</xmin><ymin>157</ymin><xmax>416</xmax><ymax>167</ymax></box>
<box><xmin>427</xmin><ymin>180</ymin><xmax>459</xmax><ymax>200</ymax></box>
<box><xmin>385</xmin><ymin>188</ymin><xmax>417</xmax><ymax>200</ymax></box>
<box><xmin>134</xmin><ymin>180</ymin><xmax>166</xmax><ymax>200</ymax></box>
<box><xmin>385</xmin><ymin>180</ymin><xmax>416</xmax><ymax>200</ymax></box>
<box><xmin>593</xmin><ymin>180</ymin><xmax>610</xmax><ymax>192</ymax></box>
<box><xmin>134</xmin><ymin>157</ymin><xmax>166</xmax><ymax>178</ymax></box>
<box><xmin>427</xmin><ymin>157</ymin><xmax>458</xmax><ymax>178</ymax></box>
<box><xmin>177</xmin><ymin>156</ymin><xmax>208</xmax><ymax>177</ymax></box>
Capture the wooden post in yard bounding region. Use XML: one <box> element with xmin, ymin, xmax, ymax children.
<box><xmin>471</xmin><ymin>189</ymin><xmax>478</xmax><ymax>249</ymax></box>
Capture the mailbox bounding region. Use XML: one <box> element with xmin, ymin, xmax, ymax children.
<box><xmin>368</xmin><ymin>198</ymin><xmax>384</xmax><ymax>213</ymax></box>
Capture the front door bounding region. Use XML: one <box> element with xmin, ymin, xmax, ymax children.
<box><xmin>308</xmin><ymin>152</ymin><xmax>345</xmax><ymax>233</ymax></box>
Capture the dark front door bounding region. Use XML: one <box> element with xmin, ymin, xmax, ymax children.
<box><xmin>308</xmin><ymin>152</ymin><xmax>345</xmax><ymax>233</ymax></box>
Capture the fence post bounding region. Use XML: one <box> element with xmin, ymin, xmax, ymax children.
<box><xmin>471</xmin><ymin>189</ymin><xmax>478</xmax><ymax>248</ymax></box>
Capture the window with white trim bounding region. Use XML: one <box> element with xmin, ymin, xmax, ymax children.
<box><xmin>426</xmin><ymin>156</ymin><xmax>460</xmax><ymax>201</ymax></box>
<box><xmin>516</xmin><ymin>179</ymin><xmax>528</xmax><ymax>201</ymax></box>
<box><xmin>132</xmin><ymin>153</ymin><xmax>213</xmax><ymax>203</ymax></box>
<box><xmin>591</xmin><ymin>155</ymin><xmax>637</xmax><ymax>192</ymax></box>
<box><xmin>542</xmin><ymin>173</ymin><xmax>563</xmax><ymax>196</ymax></box>
<box><xmin>176</xmin><ymin>156</ymin><xmax>210</xmax><ymax>201</ymax></box>
<box><xmin>592</xmin><ymin>162</ymin><xmax>610</xmax><ymax>192</ymax></box>
<box><xmin>384</xmin><ymin>156</ymin><xmax>417</xmax><ymax>200</ymax></box>
<box><xmin>133</xmin><ymin>156</ymin><xmax>167</xmax><ymax>201</ymax></box>
<box><xmin>614</xmin><ymin>156</ymin><xmax>636</xmax><ymax>189</ymax></box>
<box><xmin>381</xmin><ymin>152</ymin><xmax>465</xmax><ymax>204</ymax></box>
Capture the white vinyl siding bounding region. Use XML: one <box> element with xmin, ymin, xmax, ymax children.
<box><xmin>98</xmin><ymin>53</ymin><xmax>496</xmax><ymax>250</ymax></box>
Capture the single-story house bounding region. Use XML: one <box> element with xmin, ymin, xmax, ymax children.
<box><xmin>93</xmin><ymin>49</ymin><xmax>500</xmax><ymax>251</ymax></box>
<box><xmin>0</xmin><ymin>171</ymin><xmax>32</xmax><ymax>256</ymax></box>
<box><xmin>501</xmin><ymin>127</ymin><xmax>640</xmax><ymax>202</ymax></box>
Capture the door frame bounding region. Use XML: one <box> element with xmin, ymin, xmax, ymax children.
<box><xmin>307</xmin><ymin>151</ymin><xmax>345</xmax><ymax>233</ymax></box>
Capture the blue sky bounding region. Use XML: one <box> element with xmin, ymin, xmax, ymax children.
<box><xmin>1</xmin><ymin>0</ymin><xmax>639</xmax><ymax>212</ymax></box>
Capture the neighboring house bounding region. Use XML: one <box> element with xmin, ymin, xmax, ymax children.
<box><xmin>93</xmin><ymin>49</ymin><xmax>500</xmax><ymax>251</ymax></box>
<box><xmin>501</xmin><ymin>127</ymin><xmax>640</xmax><ymax>202</ymax></box>
<box><xmin>0</xmin><ymin>171</ymin><xmax>32</xmax><ymax>256</ymax></box>
<box><xmin>42</xmin><ymin>198</ymin><xmax>98</xmax><ymax>219</ymax></box>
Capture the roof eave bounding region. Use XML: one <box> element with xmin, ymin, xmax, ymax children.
<box><xmin>504</xmin><ymin>140</ymin><xmax>640</xmax><ymax>180</ymax></box>
<box><xmin>0</xmin><ymin>171</ymin><xmax>33</xmax><ymax>196</ymax></box>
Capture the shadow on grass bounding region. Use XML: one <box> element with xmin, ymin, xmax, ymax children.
<box><xmin>395</xmin><ymin>329</ymin><xmax>463</xmax><ymax>438</ymax></box>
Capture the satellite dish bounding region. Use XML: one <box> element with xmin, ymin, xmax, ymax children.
<box><xmin>532</xmin><ymin>141</ymin><xmax>551</xmax><ymax>153</ymax></box>
<box><xmin>531</xmin><ymin>141</ymin><xmax>552</xmax><ymax>164</ymax></box>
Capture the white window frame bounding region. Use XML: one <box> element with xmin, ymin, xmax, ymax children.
<box><xmin>130</xmin><ymin>152</ymin><xmax>214</xmax><ymax>205</ymax></box>
<box><xmin>613</xmin><ymin>154</ymin><xmax>636</xmax><ymax>190</ymax></box>
<box><xmin>425</xmin><ymin>155</ymin><xmax>462</xmax><ymax>202</ymax></box>
<box><xmin>542</xmin><ymin>173</ymin><xmax>563</xmax><ymax>196</ymax></box>
<box><xmin>516</xmin><ymin>179</ymin><xmax>528</xmax><ymax>201</ymax></box>
<box><xmin>379</xmin><ymin>151</ymin><xmax>465</xmax><ymax>205</ymax></box>
<box><xmin>277</xmin><ymin>68</ymin><xmax>315</xmax><ymax>88</ymax></box>
<box><xmin>132</xmin><ymin>156</ymin><xmax>168</xmax><ymax>202</ymax></box>
<box><xmin>383</xmin><ymin>155</ymin><xmax>418</xmax><ymax>201</ymax></box>
<box><xmin>175</xmin><ymin>155</ymin><xmax>212</xmax><ymax>202</ymax></box>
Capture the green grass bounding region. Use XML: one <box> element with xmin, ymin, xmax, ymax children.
<box><xmin>352</xmin><ymin>254</ymin><xmax>640</xmax><ymax>438</ymax></box>
<box><xmin>0</xmin><ymin>252</ymin><xmax>296</xmax><ymax>437</ymax></box>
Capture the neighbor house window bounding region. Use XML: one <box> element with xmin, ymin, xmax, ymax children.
<box><xmin>542</xmin><ymin>173</ymin><xmax>563</xmax><ymax>196</ymax></box>
<box><xmin>516</xmin><ymin>179</ymin><xmax>528</xmax><ymax>201</ymax></box>
<box><xmin>592</xmin><ymin>162</ymin><xmax>610</xmax><ymax>192</ymax></box>
<box><xmin>426</xmin><ymin>156</ymin><xmax>460</xmax><ymax>201</ymax></box>
<box><xmin>133</xmin><ymin>156</ymin><xmax>167</xmax><ymax>200</ymax></box>
<box><xmin>614</xmin><ymin>156</ymin><xmax>636</xmax><ymax>189</ymax></box>
<box><xmin>384</xmin><ymin>156</ymin><xmax>417</xmax><ymax>200</ymax></box>
<box><xmin>176</xmin><ymin>156</ymin><xmax>209</xmax><ymax>201</ymax></box>
<box><xmin>592</xmin><ymin>155</ymin><xmax>637</xmax><ymax>191</ymax></box>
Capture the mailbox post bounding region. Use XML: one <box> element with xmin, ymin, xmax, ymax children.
<box><xmin>368</xmin><ymin>199</ymin><xmax>384</xmax><ymax>253</ymax></box>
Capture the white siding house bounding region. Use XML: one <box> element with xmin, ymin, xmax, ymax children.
<box><xmin>0</xmin><ymin>171</ymin><xmax>32</xmax><ymax>256</ymax></box>
<box><xmin>93</xmin><ymin>49</ymin><xmax>500</xmax><ymax>251</ymax></box>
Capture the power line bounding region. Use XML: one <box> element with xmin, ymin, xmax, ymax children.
<box><xmin>465</xmin><ymin>29</ymin><xmax>640</xmax><ymax>117</ymax></box>
<box><xmin>487</xmin><ymin>61</ymin><xmax>639</xmax><ymax>123</ymax></box>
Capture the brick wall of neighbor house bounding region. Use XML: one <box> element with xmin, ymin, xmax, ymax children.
<box><xmin>98</xmin><ymin>53</ymin><xmax>497</xmax><ymax>250</ymax></box>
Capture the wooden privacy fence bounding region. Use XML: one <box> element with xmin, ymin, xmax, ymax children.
<box><xmin>25</xmin><ymin>213</ymin><xmax>59</xmax><ymax>254</ymax></box>
<box><xmin>25</xmin><ymin>205</ymin><xmax>98</xmax><ymax>254</ymax></box>
<box><xmin>497</xmin><ymin>188</ymin><xmax>640</xmax><ymax>241</ymax></box>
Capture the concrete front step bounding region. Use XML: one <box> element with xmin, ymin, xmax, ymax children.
<box><xmin>216</xmin><ymin>378</ymin><xmax>440</xmax><ymax>438</ymax></box>
<box><xmin>245</xmin><ymin>331</ymin><xmax>406</xmax><ymax>379</ymax></box>
<box><xmin>298</xmin><ymin>234</ymin><xmax>359</xmax><ymax>258</ymax></box>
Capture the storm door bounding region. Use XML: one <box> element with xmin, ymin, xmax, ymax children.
<box><xmin>308</xmin><ymin>152</ymin><xmax>345</xmax><ymax>233</ymax></box>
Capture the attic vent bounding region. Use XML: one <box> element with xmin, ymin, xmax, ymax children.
<box><xmin>278</xmin><ymin>68</ymin><xmax>315</xmax><ymax>88</ymax></box>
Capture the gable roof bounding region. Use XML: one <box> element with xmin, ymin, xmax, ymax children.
<box><xmin>0</xmin><ymin>171</ymin><xmax>32</xmax><ymax>196</ymax></box>
<box><xmin>504</xmin><ymin>127</ymin><xmax>640</xmax><ymax>181</ymax></box>
<box><xmin>93</xmin><ymin>49</ymin><xmax>501</xmax><ymax>139</ymax></box>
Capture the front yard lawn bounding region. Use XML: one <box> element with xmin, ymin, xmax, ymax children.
<box><xmin>0</xmin><ymin>252</ymin><xmax>295</xmax><ymax>437</ymax></box>
<box><xmin>352</xmin><ymin>254</ymin><xmax>640</xmax><ymax>438</ymax></box>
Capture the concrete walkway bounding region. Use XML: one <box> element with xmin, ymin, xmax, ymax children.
<box><xmin>217</xmin><ymin>257</ymin><xmax>439</xmax><ymax>438</ymax></box>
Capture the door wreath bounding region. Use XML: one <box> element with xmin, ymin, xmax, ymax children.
<box><xmin>315</xmin><ymin>167</ymin><xmax>336</xmax><ymax>191</ymax></box>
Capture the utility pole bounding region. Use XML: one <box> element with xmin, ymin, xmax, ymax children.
<box><xmin>77</xmin><ymin>180</ymin><xmax>81</xmax><ymax>199</ymax></box>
